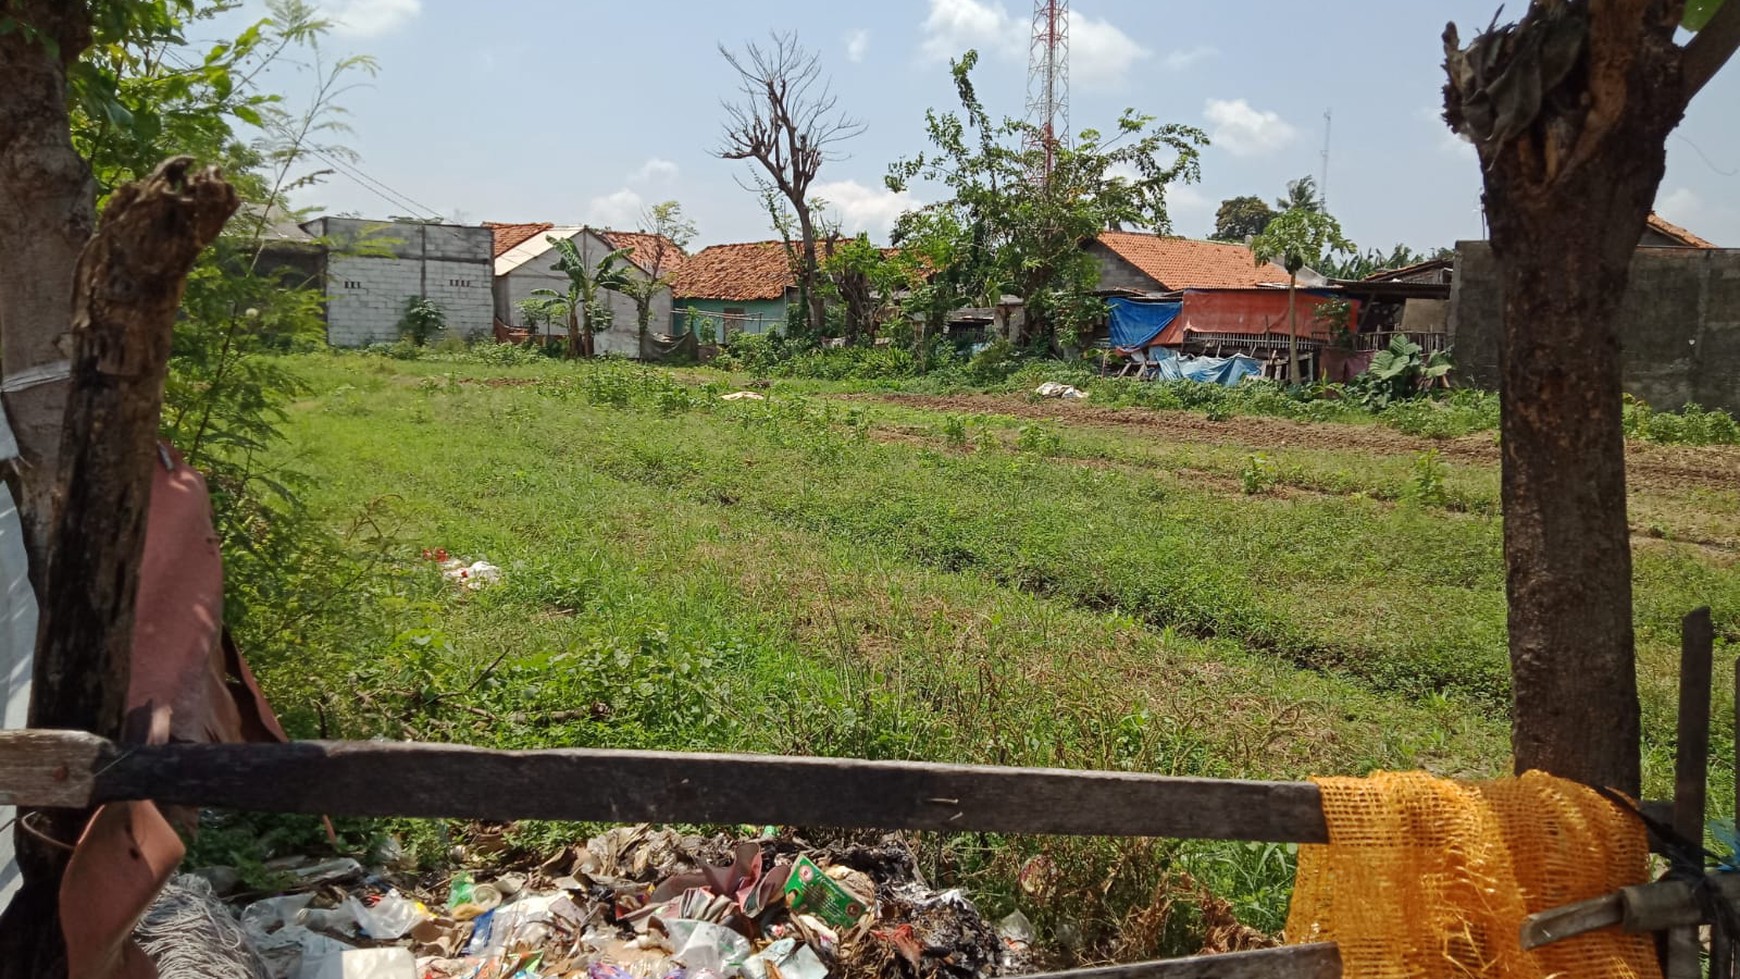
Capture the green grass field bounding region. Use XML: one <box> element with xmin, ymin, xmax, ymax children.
<box><xmin>237</xmin><ymin>352</ymin><xmax>1740</xmax><ymax>961</ymax></box>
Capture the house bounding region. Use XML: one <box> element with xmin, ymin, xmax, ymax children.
<box><xmin>488</xmin><ymin>223</ymin><xmax>686</xmax><ymax>358</ymax></box>
<box><xmin>1087</xmin><ymin>231</ymin><xmax>1292</xmax><ymax>294</ymax></box>
<box><xmin>302</xmin><ymin>217</ymin><xmax>495</xmax><ymax>347</ymax></box>
<box><xmin>1450</xmin><ymin>213</ymin><xmax>1740</xmax><ymax>411</ymax></box>
<box><xmin>1641</xmin><ymin>213</ymin><xmax>1718</xmax><ymax>248</ymax></box>
<box><xmin>671</xmin><ymin>241</ymin><xmax>798</xmax><ymax>338</ymax></box>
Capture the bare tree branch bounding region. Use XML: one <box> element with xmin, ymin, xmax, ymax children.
<box><xmin>1683</xmin><ymin>0</ymin><xmax>1740</xmax><ymax>101</ymax></box>
<box><xmin>716</xmin><ymin>31</ymin><xmax>865</xmax><ymax>335</ymax></box>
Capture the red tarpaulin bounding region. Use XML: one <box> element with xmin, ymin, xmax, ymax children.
<box><xmin>1156</xmin><ymin>289</ymin><xmax>1359</xmax><ymax>347</ymax></box>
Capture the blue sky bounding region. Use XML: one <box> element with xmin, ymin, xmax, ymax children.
<box><xmin>226</xmin><ymin>0</ymin><xmax>1740</xmax><ymax>249</ymax></box>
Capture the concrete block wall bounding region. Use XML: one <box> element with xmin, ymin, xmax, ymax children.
<box><xmin>1084</xmin><ymin>241</ymin><xmax>1162</xmax><ymax>293</ymax></box>
<box><xmin>1450</xmin><ymin>241</ymin><xmax>1740</xmax><ymax>412</ymax></box>
<box><xmin>305</xmin><ymin>218</ymin><xmax>494</xmax><ymax>346</ymax></box>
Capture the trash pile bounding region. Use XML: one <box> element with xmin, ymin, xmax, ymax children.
<box><xmin>422</xmin><ymin>548</ymin><xmax>504</xmax><ymax>591</ymax></box>
<box><xmin>202</xmin><ymin>827</ymin><xmax>1014</xmax><ymax>979</ymax></box>
<box><xmin>1031</xmin><ymin>383</ymin><xmax>1086</xmax><ymax>401</ymax></box>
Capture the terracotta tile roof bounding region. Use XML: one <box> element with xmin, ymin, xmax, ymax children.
<box><xmin>672</xmin><ymin>241</ymin><xmax>796</xmax><ymax>301</ymax></box>
<box><xmin>1645</xmin><ymin>212</ymin><xmax>1717</xmax><ymax>249</ymax></box>
<box><xmin>597</xmin><ymin>229</ymin><xmax>688</xmax><ymax>277</ymax></box>
<box><xmin>1095</xmin><ymin>231</ymin><xmax>1291</xmax><ymax>290</ymax></box>
<box><xmin>484</xmin><ymin>221</ymin><xmax>554</xmax><ymax>258</ymax></box>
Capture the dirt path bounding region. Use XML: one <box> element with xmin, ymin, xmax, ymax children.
<box><xmin>848</xmin><ymin>392</ymin><xmax>1740</xmax><ymax>495</ymax></box>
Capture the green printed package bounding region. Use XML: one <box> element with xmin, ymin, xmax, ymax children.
<box><xmin>782</xmin><ymin>856</ymin><xmax>867</xmax><ymax>928</ymax></box>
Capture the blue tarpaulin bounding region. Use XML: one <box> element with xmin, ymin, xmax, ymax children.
<box><xmin>1107</xmin><ymin>297</ymin><xmax>1181</xmax><ymax>350</ymax></box>
<box><xmin>1146</xmin><ymin>347</ymin><xmax>1263</xmax><ymax>387</ymax></box>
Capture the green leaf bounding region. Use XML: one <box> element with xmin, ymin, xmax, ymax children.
<box><xmin>1685</xmin><ymin>0</ymin><xmax>1726</xmax><ymax>31</ymax></box>
<box><xmin>233</xmin><ymin>104</ymin><xmax>263</xmax><ymax>127</ymax></box>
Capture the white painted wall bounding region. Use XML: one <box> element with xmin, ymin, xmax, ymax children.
<box><xmin>494</xmin><ymin>228</ymin><xmax>674</xmax><ymax>358</ymax></box>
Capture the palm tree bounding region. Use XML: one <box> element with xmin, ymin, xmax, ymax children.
<box><xmin>1275</xmin><ymin>175</ymin><xmax>1323</xmax><ymax>214</ymax></box>
<box><xmin>529</xmin><ymin>236</ymin><xmax>635</xmax><ymax>358</ymax></box>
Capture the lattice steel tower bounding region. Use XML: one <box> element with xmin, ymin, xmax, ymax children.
<box><xmin>1026</xmin><ymin>0</ymin><xmax>1069</xmax><ymax>183</ymax></box>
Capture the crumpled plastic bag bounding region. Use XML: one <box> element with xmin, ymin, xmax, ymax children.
<box><xmin>343</xmin><ymin>890</ymin><xmax>428</xmax><ymax>940</ymax></box>
<box><xmin>655</xmin><ymin>919</ymin><xmax>752</xmax><ymax>976</ymax></box>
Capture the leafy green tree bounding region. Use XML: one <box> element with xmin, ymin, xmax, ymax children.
<box><xmin>1319</xmin><ymin>243</ymin><xmax>1452</xmax><ymax>281</ymax></box>
<box><xmin>615</xmin><ymin>201</ymin><xmax>696</xmax><ymax>348</ymax></box>
<box><xmin>1209</xmin><ymin>195</ymin><xmax>1275</xmax><ymax>241</ymax></box>
<box><xmin>398</xmin><ymin>296</ymin><xmax>446</xmax><ymax>346</ymax></box>
<box><xmin>888</xmin><ymin>50</ymin><xmax>1207</xmax><ymax>351</ymax></box>
<box><xmin>1249</xmin><ymin>207</ymin><xmax>1353</xmax><ymax>382</ymax></box>
<box><xmin>530</xmin><ymin>236</ymin><xmax>634</xmax><ymax>358</ymax></box>
<box><xmin>820</xmin><ymin>233</ymin><xmax>892</xmax><ymax>345</ymax></box>
<box><xmin>885</xmin><ymin>208</ymin><xmax>973</xmax><ymax>370</ymax></box>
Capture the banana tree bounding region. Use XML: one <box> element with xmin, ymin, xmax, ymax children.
<box><xmin>529</xmin><ymin>236</ymin><xmax>635</xmax><ymax>358</ymax></box>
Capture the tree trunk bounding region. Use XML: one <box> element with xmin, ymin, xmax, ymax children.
<box><xmin>1286</xmin><ymin>273</ymin><xmax>1299</xmax><ymax>384</ymax></box>
<box><xmin>566</xmin><ymin>308</ymin><xmax>580</xmax><ymax>360</ymax></box>
<box><xmin>1444</xmin><ymin>1</ymin><xmax>1688</xmax><ymax>797</ymax></box>
<box><xmin>797</xmin><ymin>210</ymin><xmax>823</xmax><ymax>336</ymax></box>
<box><xmin>0</xmin><ymin>158</ymin><xmax>237</xmax><ymax>979</ymax></box>
<box><xmin>0</xmin><ymin>3</ymin><xmax>96</xmax><ymax>595</ymax></box>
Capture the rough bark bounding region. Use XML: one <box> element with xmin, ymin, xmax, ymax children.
<box><xmin>0</xmin><ymin>2</ymin><xmax>97</xmax><ymax>594</ymax></box>
<box><xmin>1444</xmin><ymin>1</ymin><xmax>1687</xmax><ymax>796</ymax></box>
<box><xmin>0</xmin><ymin>157</ymin><xmax>237</xmax><ymax>979</ymax></box>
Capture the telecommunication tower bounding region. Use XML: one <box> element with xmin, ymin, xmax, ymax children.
<box><xmin>1025</xmin><ymin>0</ymin><xmax>1069</xmax><ymax>183</ymax></box>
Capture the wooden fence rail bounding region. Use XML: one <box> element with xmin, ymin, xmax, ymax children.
<box><xmin>2</xmin><ymin>730</ymin><xmax>1331</xmax><ymax>842</ymax></box>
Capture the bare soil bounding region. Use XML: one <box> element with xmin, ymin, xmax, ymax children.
<box><xmin>851</xmin><ymin>392</ymin><xmax>1740</xmax><ymax>495</ymax></box>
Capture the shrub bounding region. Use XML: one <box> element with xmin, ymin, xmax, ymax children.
<box><xmin>398</xmin><ymin>296</ymin><xmax>447</xmax><ymax>346</ymax></box>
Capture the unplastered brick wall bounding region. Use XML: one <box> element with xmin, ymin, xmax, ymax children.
<box><xmin>305</xmin><ymin>217</ymin><xmax>494</xmax><ymax>346</ymax></box>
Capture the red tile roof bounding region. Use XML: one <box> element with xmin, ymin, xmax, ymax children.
<box><xmin>484</xmin><ymin>221</ymin><xmax>553</xmax><ymax>258</ymax></box>
<box><xmin>672</xmin><ymin>241</ymin><xmax>796</xmax><ymax>301</ymax></box>
<box><xmin>597</xmin><ymin>229</ymin><xmax>687</xmax><ymax>277</ymax></box>
<box><xmin>1095</xmin><ymin>231</ymin><xmax>1291</xmax><ymax>290</ymax></box>
<box><xmin>1645</xmin><ymin>213</ymin><xmax>1716</xmax><ymax>249</ymax></box>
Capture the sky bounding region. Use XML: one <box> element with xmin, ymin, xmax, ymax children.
<box><xmin>211</xmin><ymin>0</ymin><xmax>1740</xmax><ymax>249</ymax></box>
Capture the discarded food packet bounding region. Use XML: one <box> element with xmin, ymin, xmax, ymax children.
<box><xmin>782</xmin><ymin>856</ymin><xmax>869</xmax><ymax>928</ymax></box>
<box><xmin>590</xmin><ymin>964</ymin><xmax>637</xmax><ymax>979</ymax></box>
<box><xmin>448</xmin><ymin>871</ymin><xmax>476</xmax><ymax>911</ymax></box>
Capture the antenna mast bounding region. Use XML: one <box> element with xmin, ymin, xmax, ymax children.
<box><xmin>1025</xmin><ymin>0</ymin><xmax>1069</xmax><ymax>184</ymax></box>
<box><xmin>1319</xmin><ymin>109</ymin><xmax>1333</xmax><ymax>210</ymax></box>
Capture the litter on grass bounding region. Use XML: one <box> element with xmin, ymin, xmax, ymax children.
<box><xmin>1032</xmin><ymin>383</ymin><xmax>1086</xmax><ymax>401</ymax></box>
<box><xmin>184</xmin><ymin>826</ymin><xmax>1006</xmax><ymax>979</ymax></box>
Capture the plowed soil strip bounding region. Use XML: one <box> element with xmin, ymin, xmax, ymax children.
<box><xmin>847</xmin><ymin>392</ymin><xmax>1740</xmax><ymax>494</ymax></box>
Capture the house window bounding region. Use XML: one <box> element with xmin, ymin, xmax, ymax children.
<box><xmin>450</xmin><ymin>278</ymin><xmax>475</xmax><ymax>288</ymax></box>
<box><xmin>343</xmin><ymin>280</ymin><xmax>361</xmax><ymax>289</ymax></box>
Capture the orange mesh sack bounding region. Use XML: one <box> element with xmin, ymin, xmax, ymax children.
<box><xmin>1285</xmin><ymin>770</ymin><xmax>1662</xmax><ymax>979</ymax></box>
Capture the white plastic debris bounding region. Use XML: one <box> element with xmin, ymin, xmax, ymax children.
<box><xmin>296</xmin><ymin>947</ymin><xmax>415</xmax><ymax>979</ymax></box>
<box><xmin>1034</xmin><ymin>382</ymin><xmax>1087</xmax><ymax>400</ymax></box>
<box><xmin>720</xmin><ymin>391</ymin><xmax>766</xmax><ymax>402</ymax></box>
<box><xmin>343</xmin><ymin>889</ymin><xmax>428</xmax><ymax>940</ymax></box>
<box><xmin>440</xmin><ymin>559</ymin><xmax>502</xmax><ymax>590</ymax></box>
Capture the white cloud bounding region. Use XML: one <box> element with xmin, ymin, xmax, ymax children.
<box><xmin>918</xmin><ymin>0</ymin><xmax>1146</xmax><ymax>90</ymax></box>
<box><xmin>631</xmin><ymin>157</ymin><xmax>680</xmax><ymax>183</ymax></box>
<box><xmin>587</xmin><ymin>188</ymin><xmax>644</xmax><ymax>228</ymax></box>
<box><xmin>812</xmin><ymin>180</ymin><xmax>922</xmax><ymax>239</ymax></box>
<box><xmin>1163</xmin><ymin>45</ymin><xmax>1218</xmax><ymax>72</ymax></box>
<box><xmin>847</xmin><ymin>28</ymin><xmax>871</xmax><ymax>63</ymax></box>
<box><xmin>1203</xmin><ymin>98</ymin><xmax>1298</xmax><ymax>158</ymax></box>
<box><xmin>318</xmin><ymin>0</ymin><xmax>421</xmax><ymax>37</ymax></box>
<box><xmin>1656</xmin><ymin>187</ymin><xmax>1701</xmax><ymax>226</ymax></box>
<box><xmin>919</xmin><ymin>0</ymin><xmax>1023</xmax><ymax>62</ymax></box>
<box><xmin>1068</xmin><ymin>9</ymin><xmax>1149</xmax><ymax>88</ymax></box>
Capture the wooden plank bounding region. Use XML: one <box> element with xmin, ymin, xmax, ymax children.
<box><xmin>1668</xmin><ymin>607</ymin><xmax>1715</xmax><ymax>979</ymax></box>
<box><xmin>0</xmin><ymin>729</ymin><xmax>107</xmax><ymax>809</ymax></box>
<box><xmin>58</xmin><ymin>737</ymin><xmax>1334</xmax><ymax>842</ymax></box>
<box><xmin>1519</xmin><ymin>893</ymin><xmax>1622</xmax><ymax>950</ymax></box>
<box><xmin>1014</xmin><ymin>944</ymin><xmax>1340</xmax><ymax>979</ymax></box>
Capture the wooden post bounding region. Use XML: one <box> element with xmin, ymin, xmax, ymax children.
<box><xmin>1667</xmin><ymin>607</ymin><xmax>1715</xmax><ymax>979</ymax></box>
<box><xmin>0</xmin><ymin>157</ymin><xmax>236</xmax><ymax>979</ymax></box>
